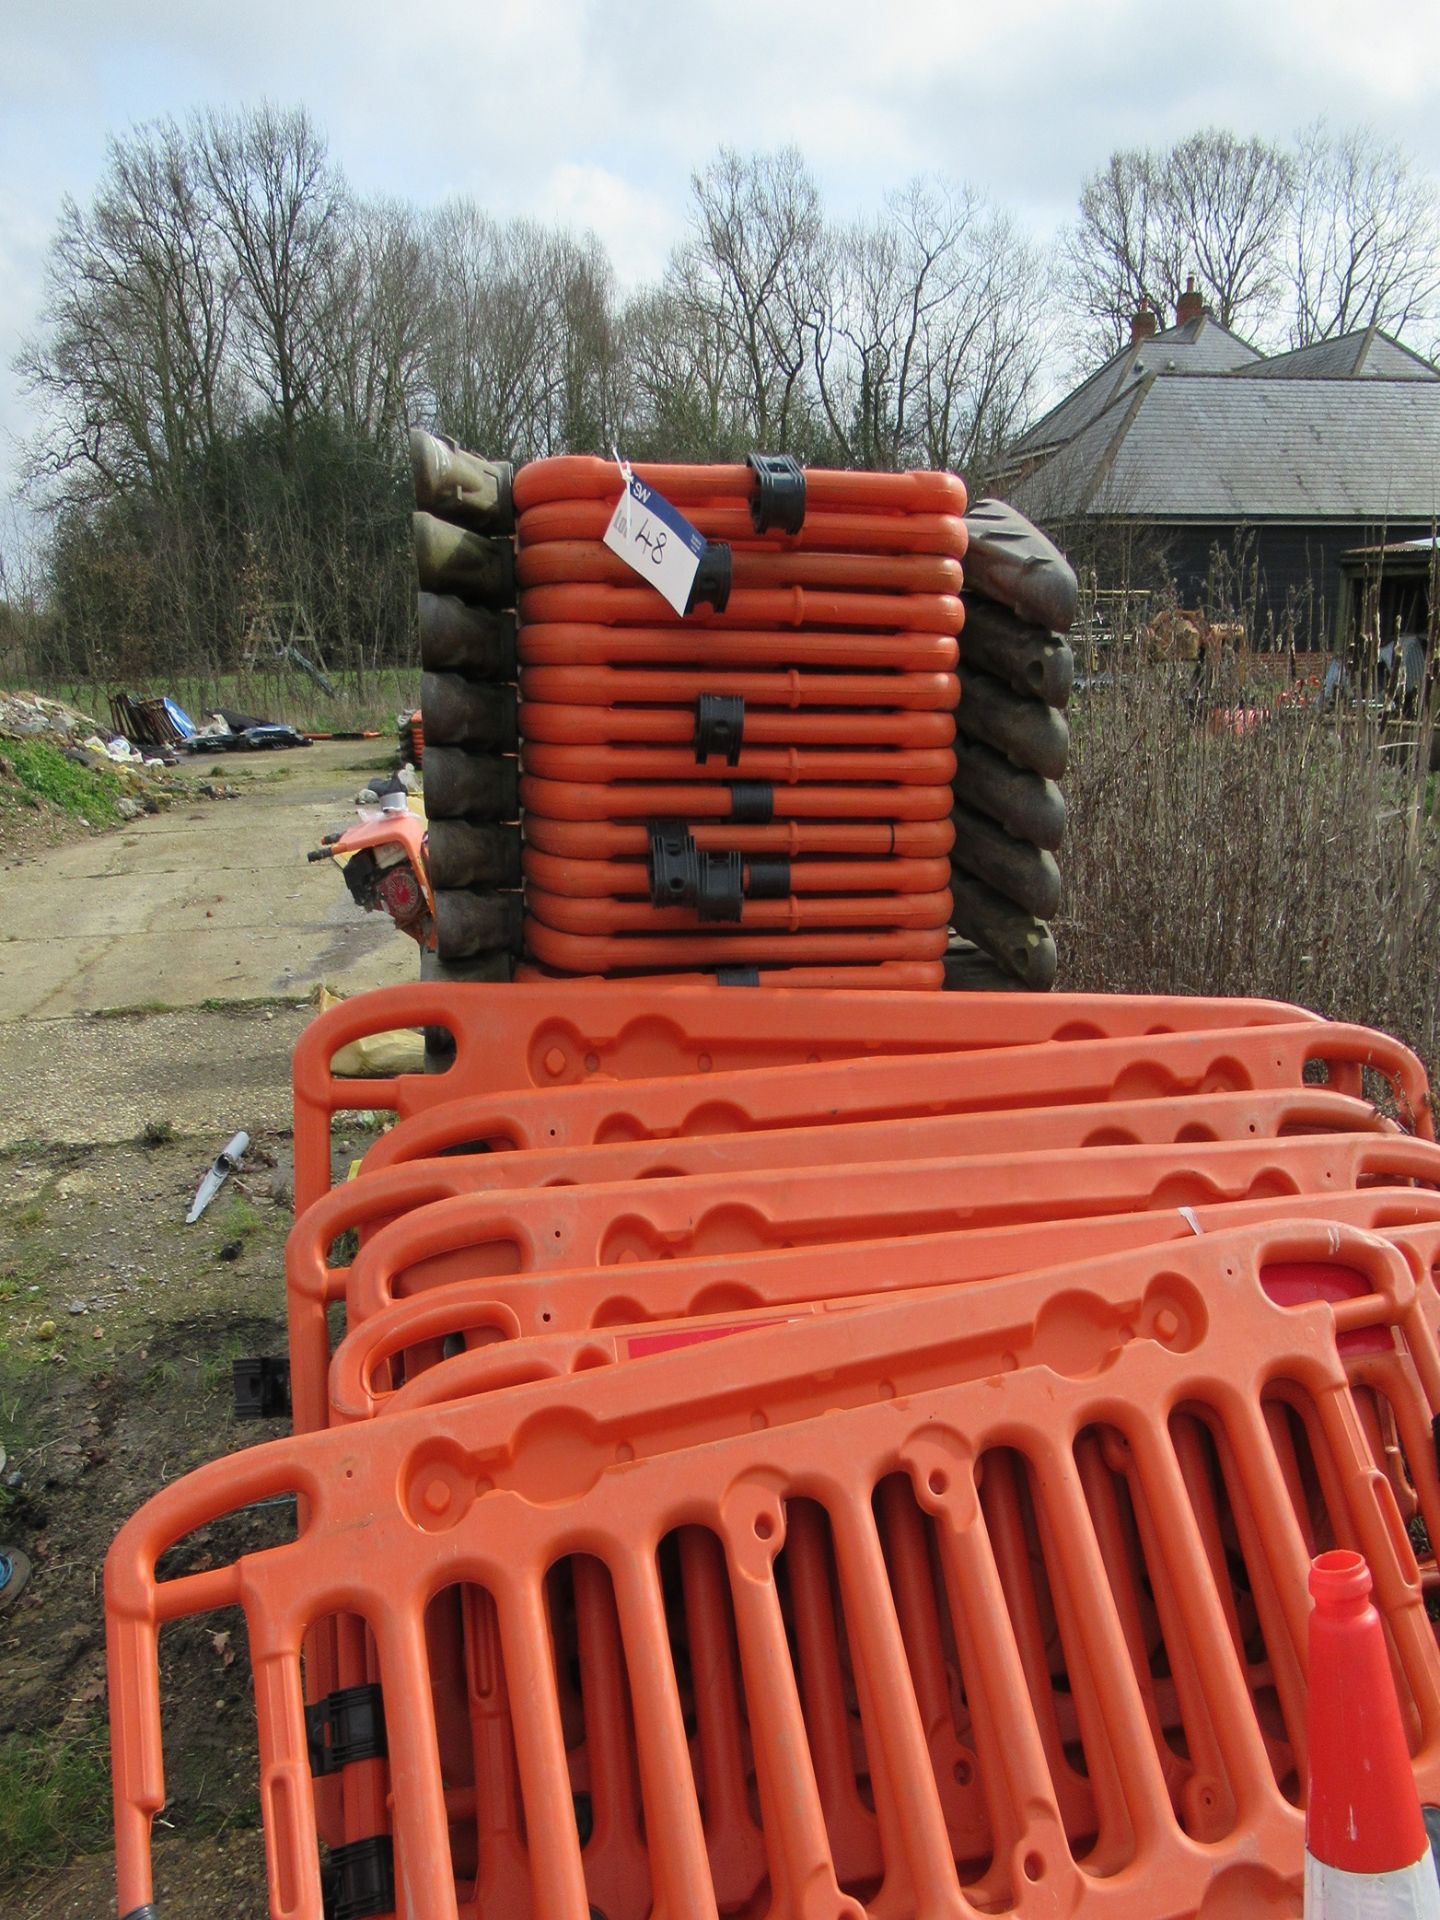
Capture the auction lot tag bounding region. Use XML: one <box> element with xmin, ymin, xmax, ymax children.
<box><xmin>603</xmin><ymin>470</ymin><xmax>706</xmax><ymax>615</ymax></box>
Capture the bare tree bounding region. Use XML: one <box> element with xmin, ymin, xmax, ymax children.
<box><xmin>810</xmin><ymin>180</ymin><xmax>960</xmax><ymax>468</ymax></box>
<box><xmin>320</xmin><ymin>197</ymin><xmax>432</xmax><ymax>445</ymax></box>
<box><xmin>197</xmin><ymin>103</ymin><xmax>346</xmax><ymax>434</ymax></box>
<box><xmin>1064</xmin><ymin>130</ymin><xmax>1292</xmax><ymax>356</ymax></box>
<box><xmin>809</xmin><ymin>179</ymin><xmax>1045</xmax><ymax>476</ymax></box>
<box><xmin>680</xmin><ymin>147</ymin><xmax>827</xmax><ymax>450</ymax></box>
<box><xmin>915</xmin><ymin>203</ymin><xmax>1049</xmax><ymax>482</ymax></box>
<box><xmin>422</xmin><ymin>203</ymin><xmax>622</xmax><ymax>458</ymax></box>
<box><xmin>1061</xmin><ymin>147</ymin><xmax>1177</xmax><ymax>362</ymax></box>
<box><xmin>16</xmin><ymin>118</ymin><xmax>234</xmax><ymax>503</ymax></box>
<box><xmin>1288</xmin><ymin>121</ymin><xmax>1440</xmax><ymax>344</ymax></box>
<box><xmin>623</xmin><ymin>273</ymin><xmax>741</xmax><ymax>458</ymax></box>
<box><xmin>1164</xmin><ymin>130</ymin><xmax>1292</xmax><ymax>333</ymax></box>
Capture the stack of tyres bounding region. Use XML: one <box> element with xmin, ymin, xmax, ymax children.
<box><xmin>947</xmin><ymin>499</ymin><xmax>1077</xmax><ymax>992</ymax></box>
<box><xmin>512</xmin><ymin>455</ymin><xmax>967</xmax><ymax>987</ymax></box>
<box><xmin>410</xmin><ymin>429</ymin><xmax>523</xmax><ymax>987</ymax></box>
<box><xmin>106</xmin><ymin>978</ymin><xmax>1440</xmax><ymax>1920</ymax></box>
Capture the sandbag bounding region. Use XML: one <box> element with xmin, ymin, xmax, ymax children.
<box><xmin>410</xmin><ymin>430</ymin><xmax>515</xmax><ymax>534</ymax></box>
<box><xmin>413</xmin><ymin>512</ymin><xmax>516</xmax><ymax>605</ymax></box>
<box><xmin>948</xmin><ymin>869</ymin><xmax>1058</xmax><ymax>990</ymax></box>
<box><xmin>962</xmin><ymin>498</ymin><xmax>1078</xmax><ymax>633</ymax></box>
<box><xmin>426</xmin><ymin>819</ymin><xmax>522</xmax><ymax>891</ymax></box>
<box><xmin>957</xmin><ymin>667</ymin><xmax>1070</xmax><ymax>780</ymax></box>
<box><xmin>419</xmin><ymin>675</ymin><xmax>518</xmax><ymax>751</ymax></box>
<box><xmin>417</xmin><ymin>594</ymin><xmax>517</xmax><ymax>679</ymax></box>
<box><xmin>420</xmin><ymin>748</ymin><xmax>518</xmax><ymax>822</ymax></box>
<box><xmin>960</xmin><ymin>593</ymin><xmax>1073</xmax><ymax>709</ymax></box>
<box><xmin>951</xmin><ymin>737</ymin><xmax>1066</xmax><ymax>849</ymax></box>
<box><xmin>950</xmin><ymin>802</ymin><xmax>1063</xmax><ymax>919</ymax></box>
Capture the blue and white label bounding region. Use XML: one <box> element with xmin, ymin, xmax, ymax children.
<box><xmin>602</xmin><ymin>471</ymin><xmax>706</xmax><ymax>616</ymax></box>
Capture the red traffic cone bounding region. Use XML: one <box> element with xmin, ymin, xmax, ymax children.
<box><xmin>1306</xmin><ymin>1548</ymin><xmax>1440</xmax><ymax>1915</ymax></box>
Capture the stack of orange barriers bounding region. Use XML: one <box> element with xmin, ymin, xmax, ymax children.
<box><xmin>510</xmin><ymin>457</ymin><xmax>967</xmax><ymax>988</ymax></box>
<box><xmin>107</xmin><ymin>981</ymin><xmax>1440</xmax><ymax>1920</ymax></box>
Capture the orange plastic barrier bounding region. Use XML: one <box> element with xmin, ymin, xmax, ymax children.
<box><xmin>516</xmin><ymin>539</ymin><xmax>965</xmax><ymax>597</ymax></box>
<box><xmin>519</xmin><ymin>582</ymin><xmax>963</xmax><ymax>634</ymax></box>
<box><xmin>284</xmin><ymin>1083</ymin><xmax>1387</xmax><ymax>1426</ymax></box>
<box><xmin>511</xmin><ymin>455</ymin><xmax>970</xmax><ymax>517</ymax></box>
<box><xmin>522</xmin><ymin>813</ymin><xmax>958</xmax><ymax>859</ymax></box>
<box><xmin>329</xmin><ymin>1128</ymin><xmax>1440</xmax><ymax>1337</ymax></box>
<box><xmin>525</xmin><ymin>884</ymin><xmax>955</xmax><ymax>934</ymax></box>
<box><xmin>524</xmin><ymin>917</ymin><xmax>950</xmax><ymax>973</ymax></box>
<box><xmin>107</xmin><ymin>1221</ymin><xmax>1440</xmax><ymax>1920</ymax></box>
<box><xmin>345</xmin><ymin>1197</ymin><xmax>1440</xmax><ymax>1425</ymax></box>
<box><xmin>521</xmin><ymin>739</ymin><xmax>957</xmax><ymax>787</ymax></box>
<box><xmin>289</xmin><ymin>983</ymin><xmax>1341</xmax><ymax>1210</ymax></box>
<box><xmin>336</xmin><ymin>1021</ymin><xmax>1426</xmax><ymax>1246</ymax></box>
<box><xmin>333</xmin><ymin>1184</ymin><xmax>1440</xmax><ymax>1426</ymax></box>
<box><xmin>519</xmin><ymin>771</ymin><xmax>954</xmax><ymax>821</ymax></box>
<box><xmin>519</xmin><ymin>661</ymin><xmax>959</xmax><ymax>711</ymax></box>
<box><xmin>514</xmin><ymin>958</ymin><xmax>949</xmax><ymax>989</ymax></box>
<box><xmin>518</xmin><ymin>496</ymin><xmax>971</xmax><ymax>560</ymax></box>
<box><xmin>518</xmin><ymin>699</ymin><xmax>957</xmax><ymax>749</ymax></box>
<box><xmin>522</xmin><ymin>848</ymin><xmax>952</xmax><ymax>898</ymax></box>
<box><xmin>518</xmin><ymin>621</ymin><xmax>960</xmax><ymax>671</ymax></box>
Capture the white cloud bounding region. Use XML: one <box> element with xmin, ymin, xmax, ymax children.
<box><xmin>540</xmin><ymin>163</ymin><xmax>681</xmax><ymax>286</ymax></box>
<box><xmin>3</xmin><ymin>0</ymin><xmax>1440</xmax><ymax>497</ymax></box>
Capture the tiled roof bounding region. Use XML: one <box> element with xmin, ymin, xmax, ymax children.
<box><xmin>1012</xmin><ymin>315</ymin><xmax>1261</xmax><ymax>455</ymax></box>
<box><xmin>1239</xmin><ymin>325</ymin><xmax>1440</xmax><ymax>381</ymax></box>
<box><xmin>1013</xmin><ymin>374</ymin><xmax>1440</xmax><ymax>522</ymax></box>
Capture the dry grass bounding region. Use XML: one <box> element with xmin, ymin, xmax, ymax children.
<box><xmin>1059</xmin><ymin>660</ymin><xmax>1440</xmax><ymax>1094</ymax></box>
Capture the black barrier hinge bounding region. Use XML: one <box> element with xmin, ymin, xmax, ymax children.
<box><xmin>647</xmin><ymin>820</ymin><xmax>696</xmax><ymax>907</ymax></box>
<box><xmin>746</xmin><ymin>453</ymin><xmax>807</xmax><ymax>534</ymax></box>
<box><xmin>685</xmin><ymin>541</ymin><xmax>733</xmax><ymax>614</ymax></box>
<box><xmin>729</xmin><ymin>781</ymin><xmax>774</xmax><ymax>825</ymax></box>
<box><xmin>695</xmin><ymin>849</ymin><xmax>744</xmax><ymax>923</ymax></box>
<box><xmin>746</xmin><ymin>856</ymin><xmax>791</xmax><ymax>899</ymax></box>
<box><xmin>233</xmin><ymin>1355</ymin><xmax>291</xmax><ymax>1420</ymax></box>
<box><xmin>307</xmin><ymin>1684</ymin><xmax>388</xmax><ymax>1777</ymax></box>
<box><xmin>322</xmin><ymin>1835</ymin><xmax>395</xmax><ymax>1920</ymax></box>
<box><xmin>716</xmin><ymin>965</ymin><xmax>761</xmax><ymax>986</ymax></box>
<box><xmin>695</xmin><ymin>694</ymin><xmax>744</xmax><ymax>766</ymax></box>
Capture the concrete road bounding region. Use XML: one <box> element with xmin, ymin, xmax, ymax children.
<box><xmin>0</xmin><ymin>743</ymin><xmax>418</xmax><ymax>1146</ymax></box>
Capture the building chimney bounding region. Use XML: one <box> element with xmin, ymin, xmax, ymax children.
<box><xmin>1176</xmin><ymin>275</ymin><xmax>1204</xmax><ymax>327</ymax></box>
<box><xmin>1130</xmin><ymin>297</ymin><xmax>1159</xmax><ymax>344</ymax></box>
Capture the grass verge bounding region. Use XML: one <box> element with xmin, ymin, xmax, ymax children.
<box><xmin>0</xmin><ymin>1728</ymin><xmax>112</xmax><ymax>1883</ymax></box>
<box><xmin>0</xmin><ymin>738</ymin><xmax>124</xmax><ymax>828</ymax></box>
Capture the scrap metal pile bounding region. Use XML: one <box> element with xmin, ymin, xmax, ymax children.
<box><xmin>410</xmin><ymin>435</ymin><xmax>1075</xmax><ymax>995</ymax></box>
<box><xmin>106</xmin><ymin>979</ymin><xmax>1440</xmax><ymax>1919</ymax></box>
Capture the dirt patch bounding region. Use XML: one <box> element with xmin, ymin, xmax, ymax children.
<box><xmin>0</xmin><ymin>1128</ymin><xmax>358</xmax><ymax>1909</ymax></box>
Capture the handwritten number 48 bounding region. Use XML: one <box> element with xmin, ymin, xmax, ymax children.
<box><xmin>633</xmin><ymin>517</ymin><xmax>668</xmax><ymax>567</ymax></box>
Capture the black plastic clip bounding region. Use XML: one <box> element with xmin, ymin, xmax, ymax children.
<box><xmin>647</xmin><ymin>820</ymin><xmax>695</xmax><ymax>907</ymax></box>
<box><xmin>307</xmin><ymin>1684</ymin><xmax>388</xmax><ymax>1777</ymax></box>
<box><xmin>694</xmin><ymin>694</ymin><xmax>744</xmax><ymax>766</ymax></box>
<box><xmin>746</xmin><ymin>453</ymin><xmax>806</xmax><ymax>534</ymax></box>
<box><xmin>322</xmin><ymin>1835</ymin><xmax>395</xmax><ymax>1920</ymax></box>
<box><xmin>695</xmin><ymin>849</ymin><xmax>743</xmax><ymax>923</ymax></box>
<box><xmin>729</xmin><ymin>782</ymin><xmax>774</xmax><ymax>825</ymax></box>
<box><xmin>716</xmin><ymin>966</ymin><xmax>761</xmax><ymax>986</ymax></box>
<box><xmin>233</xmin><ymin>1355</ymin><xmax>291</xmax><ymax>1420</ymax></box>
<box><xmin>685</xmin><ymin>541</ymin><xmax>732</xmax><ymax>614</ymax></box>
<box><xmin>746</xmin><ymin>856</ymin><xmax>791</xmax><ymax>899</ymax></box>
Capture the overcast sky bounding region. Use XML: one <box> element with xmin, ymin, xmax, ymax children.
<box><xmin>5</xmin><ymin>0</ymin><xmax>1440</xmax><ymax>516</ymax></box>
